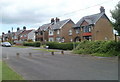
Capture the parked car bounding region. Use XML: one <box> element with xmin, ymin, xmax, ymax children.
<box><xmin>1</xmin><ymin>42</ymin><xmax>12</xmax><ymax>47</ymax></box>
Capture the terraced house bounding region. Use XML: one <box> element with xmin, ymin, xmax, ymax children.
<box><xmin>73</xmin><ymin>6</ymin><xmax>114</xmax><ymax>41</ymax></box>
<box><xmin>35</xmin><ymin>17</ymin><xmax>75</xmax><ymax>43</ymax></box>
<box><xmin>19</xmin><ymin>28</ymin><xmax>35</xmax><ymax>42</ymax></box>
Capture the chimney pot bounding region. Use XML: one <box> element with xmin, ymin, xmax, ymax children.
<box><xmin>17</xmin><ymin>27</ymin><xmax>20</xmax><ymax>31</ymax></box>
<box><xmin>55</xmin><ymin>17</ymin><xmax>60</xmax><ymax>23</ymax></box>
<box><xmin>51</xmin><ymin>18</ymin><xmax>55</xmax><ymax>23</ymax></box>
<box><xmin>8</xmin><ymin>30</ymin><xmax>10</xmax><ymax>33</ymax></box>
<box><xmin>23</xmin><ymin>26</ymin><xmax>26</xmax><ymax>30</ymax></box>
<box><xmin>100</xmin><ymin>6</ymin><xmax>105</xmax><ymax>13</ymax></box>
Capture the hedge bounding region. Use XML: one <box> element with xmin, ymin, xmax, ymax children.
<box><xmin>23</xmin><ymin>41</ymin><xmax>41</xmax><ymax>47</ymax></box>
<box><xmin>73</xmin><ymin>41</ymin><xmax>120</xmax><ymax>56</ymax></box>
<box><xmin>46</xmin><ymin>42</ymin><xmax>79</xmax><ymax>50</ymax></box>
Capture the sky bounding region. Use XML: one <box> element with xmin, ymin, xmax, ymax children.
<box><xmin>0</xmin><ymin>0</ymin><xmax>119</xmax><ymax>35</ymax></box>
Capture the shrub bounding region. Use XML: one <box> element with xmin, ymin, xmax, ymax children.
<box><xmin>23</xmin><ymin>41</ymin><xmax>41</xmax><ymax>47</ymax></box>
<box><xmin>73</xmin><ymin>41</ymin><xmax>120</xmax><ymax>56</ymax></box>
<box><xmin>46</xmin><ymin>42</ymin><xmax>79</xmax><ymax>50</ymax></box>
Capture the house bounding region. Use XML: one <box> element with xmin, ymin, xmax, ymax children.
<box><xmin>73</xmin><ymin>6</ymin><xmax>114</xmax><ymax>41</ymax></box>
<box><xmin>19</xmin><ymin>29</ymin><xmax>35</xmax><ymax>42</ymax></box>
<box><xmin>35</xmin><ymin>23</ymin><xmax>51</xmax><ymax>42</ymax></box>
<box><xmin>35</xmin><ymin>17</ymin><xmax>75</xmax><ymax>43</ymax></box>
<box><xmin>2</xmin><ymin>31</ymin><xmax>14</xmax><ymax>42</ymax></box>
<box><xmin>48</xmin><ymin>18</ymin><xmax>75</xmax><ymax>42</ymax></box>
<box><xmin>13</xmin><ymin>27</ymin><xmax>24</xmax><ymax>43</ymax></box>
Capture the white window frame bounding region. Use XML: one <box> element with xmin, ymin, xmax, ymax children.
<box><xmin>69</xmin><ymin>30</ymin><xmax>72</xmax><ymax>35</ymax></box>
<box><xmin>76</xmin><ymin>28</ymin><xmax>80</xmax><ymax>34</ymax></box>
<box><xmin>49</xmin><ymin>30</ymin><xmax>54</xmax><ymax>35</ymax></box>
<box><xmin>57</xmin><ymin>30</ymin><xmax>60</xmax><ymax>35</ymax></box>
<box><xmin>49</xmin><ymin>37</ymin><xmax>54</xmax><ymax>42</ymax></box>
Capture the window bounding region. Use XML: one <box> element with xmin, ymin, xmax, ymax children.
<box><xmin>83</xmin><ymin>36</ymin><xmax>92</xmax><ymax>41</ymax></box>
<box><xmin>24</xmin><ymin>35</ymin><xmax>27</xmax><ymax>37</ymax></box>
<box><xmin>61</xmin><ymin>38</ymin><xmax>65</xmax><ymax>42</ymax></box>
<box><xmin>69</xmin><ymin>30</ymin><xmax>72</xmax><ymax>35</ymax></box>
<box><xmin>83</xmin><ymin>26</ymin><xmax>91</xmax><ymax>32</ymax></box>
<box><xmin>75</xmin><ymin>28</ymin><xmax>80</xmax><ymax>34</ymax></box>
<box><xmin>70</xmin><ymin>38</ymin><xmax>73</xmax><ymax>42</ymax></box>
<box><xmin>56</xmin><ymin>37</ymin><xmax>61</xmax><ymax>42</ymax></box>
<box><xmin>49</xmin><ymin>30</ymin><xmax>54</xmax><ymax>35</ymax></box>
<box><xmin>49</xmin><ymin>37</ymin><xmax>54</xmax><ymax>42</ymax></box>
<box><xmin>57</xmin><ymin>30</ymin><xmax>60</xmax><ymax>35</ymax></box>
<box><xmin>40</xmin><ymin>31</ymin><xmax>43</xmax><ymax>35</ymax></box>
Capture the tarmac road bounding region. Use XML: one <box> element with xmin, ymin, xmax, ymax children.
<box><xmin>2</xmin><ymin>46</ymin><xmax>118</xmax><ymax>80</ymax></box>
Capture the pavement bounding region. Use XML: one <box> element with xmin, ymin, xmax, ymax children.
<box><xmin>1</xmin><ymin>46</ymin><xmax>118</xmax><ymax>80</ymax></box>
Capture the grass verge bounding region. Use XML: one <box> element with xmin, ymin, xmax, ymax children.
<box><xmin>2</xmin><ymin>61</ymin><xmax>24</xmax><ymax>80</ymax></box>
<box><xmin>13</xmin><ymin>45</ymin><xmax>28</xmax><ymax>48</ymax></box>
<box><xmin>33</xmin><ymin>48</ymin><xmax>58</xmax><ymax>52</ymax></box>
<box><xmin>0</xmin><ymin>61</ymin><xmax>2</xmax><ymax>81</ymax></box>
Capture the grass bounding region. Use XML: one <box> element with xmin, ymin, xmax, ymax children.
<box><xmin>91</xmin><ymin>53</ymin><xmax>114</xmax><ymax>57</ymax></box>
<box><xmin>33</xmin><ymin>48</ymin><xmax>58</xmax><ymax>52</ymax></box>
<box><xmin>1</xmin><ymin>61</ymin><xmax>24</xmax><ymax>80</ymax></box>
<box><xmin>13</xmin><ymin>45</ymin><xmax>28</xmax><ymax>48</ymax></box>
<box><xmin>0</xmin><ymin>61</ymin><xmax>2</xmax><ymax>81</ymax></box>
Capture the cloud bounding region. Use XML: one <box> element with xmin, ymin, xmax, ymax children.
<box><xmin>0</xmin><ymin>0</ymin><xmax>68</xmax><ymax>24</ymax></box>
<box><xmin>0</xmin><ymin>0</ymin><xmax>119</xmax><ymax>25</ymax></box>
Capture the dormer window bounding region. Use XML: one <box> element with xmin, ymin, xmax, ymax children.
<box><xmin>49</xmin><ymin>30</ymin><xmax>54</xmax><ymax>35</ymax></box>
<box><xmin>83</xmin><ymin>26</ymin><xmax>91</xmax><ymax>32</ymax></box>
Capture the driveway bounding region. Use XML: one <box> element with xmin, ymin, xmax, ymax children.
<box><xmin>2</xmin><ymin>46</ymin><xmax>118</xmax><ymax>80</ymax></box>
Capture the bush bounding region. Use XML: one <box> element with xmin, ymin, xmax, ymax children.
<box><xmin>46</xmin><ymin>42</ymin><xmax>79</xmax><ymax>50</ymax></box>
<box><xmin>73</xmin><ymin>41</ymin><xmax>120</xmax><ymax>56</ymax></box>
<box><xmin>23</xmin><ymin>41</ymin><xmax>41</xmax><ymax>47</ymax></box>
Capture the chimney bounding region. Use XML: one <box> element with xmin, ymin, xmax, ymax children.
<box><xmin>100</xmin><ymin>6</ymin><xmax>105</xmax><ymax>13</ymax></box>
<box><xmin>8</xmin><ymin>30</ymin><xmax>11</xmax><ymax>33</ymax></box>
<box><xmin>2</xmin><ymin>32</ymin><xmax>4</xmax><ymax>35</ymax></box>
<box><xmin>17</xmin><ymin>27</ymin><xmax>20</xmax><ymax>31</ymax></box>
<box><xmin>51</xmin><ymin>18</ymin><xmax>55</xmax><ymax>23</ymax></box>
<box><xmin>23</xmin><ymin>26</ymin><xmax>26</xmax><ymax>30</ymax></box>
<box><xmin>55</xmin><ymin>17</ymin><xmax>60</xmax><ymax>23</ymax></box>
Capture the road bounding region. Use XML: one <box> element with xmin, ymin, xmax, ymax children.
<box><xmin>2</xmin><ymin>46</ymin><xmax>118</xmax><ymax>80</ymax></box>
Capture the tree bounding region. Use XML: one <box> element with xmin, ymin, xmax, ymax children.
<box><xmin>111</xmin><ymin>1</ymin><xmax>120</xmax><ymax>35</ymax></box>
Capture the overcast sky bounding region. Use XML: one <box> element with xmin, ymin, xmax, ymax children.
<box><xmin>0</xmin><ymin>0</ymin><xmax>119</xmax><ymax>34</ymax></box>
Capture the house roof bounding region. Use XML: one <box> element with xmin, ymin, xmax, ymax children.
<box><xmin>14</xmin><ymin>30</ymin><xmax>23</xmax><ymax>36</ymax></box>
<box><xmin>51</xmin><ymin>19</ymin><xmax>72</xmax><ymax>30</ymax></box>
<box><xmin>38</xmin><ymin>23</ymin><xmax>51</xmax><ymax>31</ymax></box>
<box><xmin>37</xmin><ymin>19</ymin><xmax>73</xmax><ymax>31</ymax></box>
<box><xmin>73</xmin><ymin>12</ymin><xmax>107</xmax><ymax>28</ymax></box>
<box><xmin>20</xmin><ymin>30</ymin><xmax>33</xmax><ymax>35</ymax></box>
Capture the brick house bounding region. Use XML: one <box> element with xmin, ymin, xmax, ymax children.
<box><xmin>48</xmin><ymin>18</ymin><xmax>75</xmax><ymax>42</ymax></box>
<box><xmin>35</xmin><ymin>23</ymin><xmax>51</xmax><ymax>42</ymax></box>
<box><xmin>73</xmin><ymin>6</ymin><xmax>114</xmax><ymax>41</ymax></box>
<box><xmin>2</xmin><ymin>31</ymin><xmax>14</xmax><ymax>42</ymax></box>
<box><xmin>19</xmin><ymin>29</ymin><xmax>35</xmax><ymax>42</ymax></box>
<box><xmin>13</xmin><ymin>27</ymin><xmax>24</xmax><ymax>43</ymax></box>
<box><xmin>35</xmin><ymin>18</ymin><xmax>75</xmax><ymax>43</ymax></box>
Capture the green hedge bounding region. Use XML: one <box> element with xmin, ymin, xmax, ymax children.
<box><xmin>23</xmin><ymin>41</ymin><xmax>41</xmax><ymax>47</ymax></box>
<box><xmin>73</xmin><ymin>41</ymin><xmax>120</xmax><ymax>56</ymax></box>
<box><xmin>46</xmin><ymin>42</ymin><xmax>79</xmax><ymax>50</ymax></box>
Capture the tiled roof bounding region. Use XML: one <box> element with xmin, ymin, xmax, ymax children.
<box><xmin>20</xmin><ymin>30</ymin><xmax>33</xmax><ymax>35</ymax></box>
<box><xmin>38</xmin><ymin>23</ymin><xmax>51</xmax><ymax>31</ymax></box>
<box><xmin>14</xmin><ymin>30</ymin><xmax>23</xmax><ymax>36</ymax></box>
<box><xmin>73</xmin><ymin>12</ymin><xmax>105</xmax><ymax>28</ymax></box>
<box><xmin>51</xmin><ymin>19</ymin><xmax>71</xmax><ymax>30</ymax></box>
<box><xmin>37</xmin><ymin>19</ymin><xmax>72</xmax><ymax>31</ymax></box>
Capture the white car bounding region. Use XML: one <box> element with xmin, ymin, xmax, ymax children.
<box><xmin>1</xmin><ymin>42</ymin><xmax>12</xmax><ymax>47</ymax></box>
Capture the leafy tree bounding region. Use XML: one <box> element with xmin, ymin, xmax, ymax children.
<box><xmin>111</xmin><ymin>2</ymin><xmax>120</xmax><ymax>35</ymax></box>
